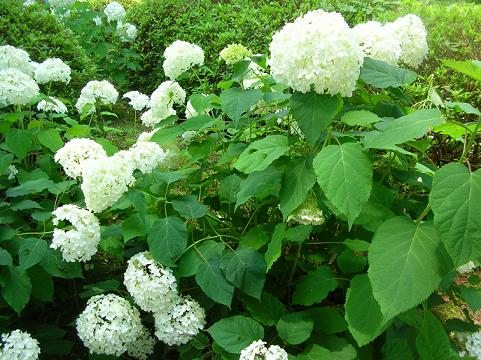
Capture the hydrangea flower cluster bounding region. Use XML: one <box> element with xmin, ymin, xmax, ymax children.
<box><xmin>219</xmin><ymin>43</ymin><xmax>252</xmax><ymax>65</ymax></box>
<box><xmin>117</xmin><ymin>22</ymin><xmax>138</xmax><ymax>42</ymax></box>
<box><xmin>142</xmin><ymin>81</ymin><xmax>186</xmax><ymax>127</ymax></box>
<box><xmin>287</xmin><ymin>192</ymin><xmax>325</xmax><ymax>226</ymax></box>
<box><xmin>153</xmin><ymin>296</ymin><xmax>206</xmax><ymax>346</ymax></box>
<box><xmin>0</xmin><ymin>45</ymin><xmax>36</xmax><ymax>76</ymax></box>
<box><xmin>48</xmin><ymin>0</ymin><xmax>75</xmax><ymax>9</ymax></box>
<box><xmin>7</xmin><ymin>164</ymin><xmax>18</xmax><ymax>180</ymax></box>
<box><xmin>119</xmin><ymin>141</ymin><xmax>167</xmax><ymax>174</ymax></box>
<box><xmin>76</xmin><ymin>294</ymin><xmax>143</xmax><ymax>356</ymax></box>
<box><xmin>163</xmin><ymin>40</ymin><xmax>204</xmax><ymax>80</ymax></box>
<box><xmin>352</xmin><ymin>21</ymin><xmax>402</xmax><ymax>65</ymax></box>
<box><xmin>51</xmin><ymin>204</ymin><xmax>101</xmax><ymax>262</ymax></box>
<box><xmin>457</xmin><ymin>332</ymin><xmax>481</xmax><ymax>359</ymax></box>
<box><xmin>54</xmin><ymin>138</ymin><xmax>107</xmax><ymax>178</ymax></box>
<box><xmin>124</xmin><ymin>252</ymin><xmax>178</xmax><ymax>312</ymax></box>
<box><xmin>269</xmin><ymin>10</ymin><xmax>364</xmax><ymax>97</ymax></box>
<box><xmin>239</xmin><ymin>340</ymin><xmax>288</xmax><ymax>360</ymax></box>
<box><xmin>0</xmin><ymin>68</ymin><xmax>39</xmax><ymax>107</ymax></box>
<box><xmin>103</xmin><ymin>1</ymin><xmax>126</xmax><ymax>23</ymax></box>
<box><xmin>0</xmin><ymin>330</ymin><xmax>40</xmax><ymax>360</ymax></box>
<box><xmin>123</xmin><ymin>91</ymin><xmax>150</xmax><ymax>111</ymax></box>
<box><xmin>37</xmin><ymin>97</ymin><xmax>68</xmax><ymax>114</ymax></box>
<box><xmin>457</xmin><ymin>261</ymin><xmax>476</xmax><ymax>275</ymax></box>
<box><xmin>34</xmin><ymin>58</ymin><xmax>71</xmax><ymax>84</ymax></box>
<box><xmin>75</xmin><ymin>80</ymin><xmax>119</xmax><ymax>114</ymax></box>
<box><xmin>126</xmin><ymin>327</ymin><xmax>156</xmax><ymax>360</ymax></box>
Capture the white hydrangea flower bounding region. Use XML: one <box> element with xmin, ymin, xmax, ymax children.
<box><xmin>352</xmin><ymin>21</ymin><xmax>402</xmax><ymax>65</ymax></box>
<box><xmin>457</xmin><ymin>261</ymin><xmax>476</xmax><ymax>275</ymax></box>
<box><xmin>123</xmin><ymin>91</ymin><xmax>150</xmax><ymax>111</ymax></box>
<box><xmin>457</xmin><ymin>332</ymin><xmax>481</xmax><ymax>359</ymax></box>
<box><xmin>103</xmin><ymin>1</ymin><xmax>125</xmax><ymax>22</ymax></box>
<box><xmin>0</xmin><ymin>69</ymin><xmax>39</xmax><ymax>107</ymax></box>
<box><xmin>34</xmin><ymin>58</ymin><xmax>71</xmax><ymax>84</ymax></box>
<box><xmin>7</xmin><ymin>164</ymin><xmax>18</xmax><ymax>180</ymax></box>
<box><xmin>240</xmin><ymin>340</ymin><xmax>288</xmax><ymax>360</ymax></box>
<box><xmin>23</xmin><ymin>0</ymin><xmax>37</xmax><ymax>7</ymax></box>
<box><xmin>146</xmin><ymin>81</ymin><xmax>186</xmax><ymax>127</ymax></box>
<box><xmin>93</xmin><ymin>16</ymin><xmax>102</xmax><ymax>26</ymax></box>
<box><xmin>51</xmin><ymin>204</ymin><xmax>101</xmax><ymax>262</ymax></box>
<box><xmin>219</xmin><ymin>43</ymin><xmax>252</xmax><ymax>65</ymax></box>
<box><xmin>126</xmin><ymin>141</ymin><xmax>167</xmax><ymax>174</ymax></box>
<box><xmin>0</xmin><ymin>45</ymin><xmax>36</xmax><ymax>76</ymax></box>
<box><xmin>117</xmin><ymin>22</ymin><xmax>138</xmax><ymax>42</ymax></box>
<box><xmin>269</xmin><ymin>10</ymin><xmax>364</xmax><ymax>96</ymax></box>
<box><xmin>137</xmin><ymin>129</ymin><xmax>158</xmax><ymax>143</ymax></box>
<box><xmin>126</xmin><ymin>327</ymin><xmax>156</xmax><ymax>360</ymax></box>
<box><xmin>0</xmin><ymin>330</ymin><xmax>40</xmax><ymax>360</ymax></box>
<box><xmin>75</xmin><ymin>80</ymin><xmax>118</xmax><ymax>114</ymax></box>
<box><xmin>163</xmin><ymin>40</ymin><xmax>204</xmax><ymax>80</ymax></box>
<box><xmin>124</xmin><ymin>251</ymin><xmax>178</xmax><ymax>312</ymax></box>
<box><xmin>37</xmin><ymin>96</ymin><xmax>68</xmax><ymax>114</ymax></box>
<box><xmin>76</xmin><ymin>294</ymin><xmax>143</xmax><ymax>356</ymax></box>
<box><xmin>154</xmin><ymin>296</ymin><xmax>206</xmax><ymax>346</ymax></box>
<box><xmin>287</xmin><ymin>192</ymin><xmax>325</xmax><ymax>226</ymax></box>
<box><xmin>48</xmin><ymin>0</ymin><xmax>75</xmax><ymax>9</ymax></box>
<box><xmin>80</xmin><ymin>155</ymin><xmax>135</xmax><ymax>213</ymax></box>
<box><xmin>386</xmin><ymin>14</ymin><xmax>428</xmax><ymax>68</ymax></box>
<box><xmin>54</xmin><ymin>138</ymin><xmax>107</xmax><ymax>178</ymax></box>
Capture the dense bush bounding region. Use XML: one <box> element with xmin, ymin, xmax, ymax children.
<box><xmin>127</xmin><ymin>0</ymin><xmax>395</xmax><ymax>93</ymax></box>
<box><xmin>0</xmin><ymin>0</ymin><xmax>97</xmax><ymax>96</ymax></box>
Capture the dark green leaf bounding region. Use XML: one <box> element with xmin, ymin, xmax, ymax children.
<box><xmin>220</xmin><ymin>88</ymin><xmax>263</xmax><ymax>127</ymax></box>
<box><xmin>19</xmin><ymin>238</ymin><xmax>48</xmax><ymax>271</ymax></box>
<box><xmin>178</xmin><ymin>241</ymin><xmax>224</xmax><ymax>277</ymax></box>
<box><xmin>172</xmin><ymin>195</ymin><xmax>207</xmax><ymax>218</ymax></box>
<box><xmin>6</xmin><ymin>129</ymin><xmax>34</xmax><ymax>160</ymax></box>
<box><xmin>37</xmin><ymin>129</ymin><xmax>64</xmax><ymax>152</ymax></box>
<box><xmin>6</xmin><ymin>178</ymin><xmax>55</xmax><ymax>197</ymax></box>
<box><xmin>292</xmin><ymin>266</ymin><xmax>338</xmax><ymax>306</ymax></box>
<box><xmin>236</xmin><ymin>166</ymin><xmax>282</xmax><ymax>208</ymax></box>
<box><xmin>196</xmin><ymin>256</ymin><xmax>234</xmax><ymax>307</ymax></box>
<box><xmin>360</xmin><ymin>58</ymin><xmax>417</xmax><ymax>88</ymax></box>
<box><xmin>1</xmin><ymin>266</ymin><xmax>31</xmax><ymax>314</ymax></box>
<box><xmin>148</xmin><ymin>217</ymin><xmax>188</xmax><ymax>267</ymax></box>
<box><xmin>276</xmin><ymin>312</ymin><xmax>313</xmax><ymax>345</ymax></box>
<box><xmin>242</xmin><ymin>292</ymin><xmax>286</xmax><ymax>326</ymax></box>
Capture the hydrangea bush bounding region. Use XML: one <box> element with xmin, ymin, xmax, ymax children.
<box><xmin>2</xmin><ymin>3</ymin><xmax>481</xmax><ymax>359</ymax></box>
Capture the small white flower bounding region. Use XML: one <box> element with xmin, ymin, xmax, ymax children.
<box><xmin>0</xmin><ymin>329</ymin><xmax>40</xmax><ymax>360</ymax></box>
<box><xmin>7</xmin><ymin>165</ymin><xmax>18</xmax><ymax>180</ymax></box>
<box><xmin>219</xmin><ymin>43</ymin><xmax>252</xmax><ymax>65</ymax></box>
<box><xmin>123</xmin><ymin>91</ymin><xmax>149</xmax><ymax>111</ymax></box>
<box><xmin>126</xmin><ymin>327</ymin><xmax>156</xmax><ymax>360</ymax></box>
<box><xmin>117</xmin><ymin>22</ymin><xmax>137</xmax><ymax>42</ymax></box>
<box><xmin>103</xmin><ymin>1</ymin><xmax>125</xmax><ymax>22</ymax></box>
<box><xmin>417</xmin><ymin>176</ymin><xmax>423</xmax><ymax>183</ymax></box>
<box><xmin>457</xmin><ymin>332</ymin><xmax>481</xmax><ymax>359</ymax></box>
<box><xmin>37</xmin><ymin>96</ymin><xmax>68</xmax><ymax>114</ymax></box>
<box><xmin>240</xmin><ymin>340</ymin><xmax>288</xmax><ymax>360</ymax></box>
<box><xmin>93</xmin><ymin>16</ymin><xmax>102</xmax><ymax>26</ymax></box>
<box><xmin>163</xmin><ymin>40</ymin><xmax>204</xmax><ymax>80</ymax></box>
<box><xmin>144</xmin><ymin>81</ymin><xmax>186</xmax><ymax>127</ymax></box>
<box><xmin>34</xmin><ymin>58</ymin><xmax>71</xmax><ymax>84</ymax></box>
<box><xmin>457</xmin><ymin>261</ymin><xmax>476</xmax><ymax>275</ymax></box>
<box><xmin>75</xmin><ymin>80</ymin><xmax>118</xmax><ymax>114</ymax></box>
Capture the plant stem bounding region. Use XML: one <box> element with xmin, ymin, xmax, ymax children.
<box><xmin>460</xmin><ymin>115</ymin><xmax>481</xmax><ymax>165</ymax></box>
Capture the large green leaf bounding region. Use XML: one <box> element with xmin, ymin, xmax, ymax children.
<box><xmin>368</xmin><ymin>217</ymin><xmax>445</xmax><ymax>320</ymax></box>
<box><xmin>40</xmin><ymin>249</ymin><xmax>82</xmax><ymax>279</ymax></box>
<box><xmin>341</xmin><ymin>110</ymin><xmax>381</xmax><ymax>127</ymax></box>
<box><xmin>234</xmin><ymin>135</ymin><xmax>289</xmax><ymax>174</ymax></box>
<box><xmin>218</xmin><ymin>174</ymin><xmax>242</xmax><ymax>204</ymax></box>
<box><xmin>196</xmin><ymin>256</ymin><xmax>234</xmax><ymax>307</ymax></box>
<box><xmin>276</xmin><ymin>312</ymin><xmax>313</xmax><ymax>345</ymax></box>
<box><xmin>279</xmin><ymin>158</ymin><xmax>316</xmax><ymax>219</ymax></box>
<box><xmin>1</xmin><ymin>266</ymin><xmax>31</xmax><ymax>314</ymax></box>
<box><xmin>460</xmin><ymin>287</ymin><xmax>481</xmax><ymax>313</ymax></box>
<box><xmin>172</xmin><ymin>195</ymin><xmax>207</xmax><ymax>218</ymax></box>
<box><xmin>313</xmin><ymin>143</ymin><xmax>372</xmax><ymax>227</ymax></box>
<box><xmin>296</xmin><ymin>345</ymin><xmax>331</xmax><ymax>360</ymax></box>
<box><xmin>360</xmin><ymin>58</ymin><xmax>417</xmax><ymax>88</ymax></box>
<box><xmin>178</xmin><ymin>240</ymin><xmax>225</xmax><ymax>277</ymax></box>
<box><xmin>220</xmin><ymin>88</ymin><xmax>263</xmax><ymax>127</ymax></box>
<box><xmin>443</xmin><ymin>59</ymin><xmax>481</xmax><ymax>82</ymax></box>
<box><xmin>37</xmin><ymin>129</ymin><xmax>64</xmax><ymax>152</ymax></box>
<box><xmin>220</xmin><ymin>248</ymin><xmax>266</xmax><ymax>299</ymax></box>
<box><xmin>207</xmin><ymin>316</ymin><xmax>264</xmax><ymax>354</ymax></box>
<box><xmin>265</xmin><ymin>223</ymin><xmax>285</xmax><ymax>272</ymax></box>
<box><xmin>242</xmin><ymin>291</ymin><xmax>286</xmax><ymax>326</ymax></box>
<box><xmin>6</xmin><ymin>129</ymin><xmax>34</xmax><ymax>160</ymax></box>
<box><xmin>147</xmin><ymin>217</ymin><xmax>188</xmax><ymax>266</ymax></box>
<box><xmin>6</xmin><ymin>178</ymin><xmax>55</xmax><ymax>197</ymax></box>
<box><xmin>308</xmin><ymin>307</ymin><xmax>348</xmax><ymax>335</ymax></box>
<box><xmin>18</xmin><ymin>238</ymin><xmax>48</xmax><ymax>271</ymax></box>
<box><xmin>0</xmin><ymin>152</ymin><xmax>14</xmax><ymax>175</ymax></box>
<box><xmin>345</xmin><ymin>274</ymin><xmax>389</xmax><ymax>346</ymax></box>
<box><xmin>290</xmin><ymin>92</ymin><xmax>342</xmax><ymax>145</ymax></box>
<box><xmin>429</xmin><ymin>163</ymin><xmax>481</xmax><ymax>266</ymax></box>
<box><xmin>292</xmin><ymin>266</ymin><xmax>338</xmax><ymax>306</ymax></box>
<box><xmin>236</xmin><ymin>166</ymin><xmax>282</xmax><ymax>208</ymax></box>
<box><xmin>362</xmin><ymin>109</ymin><xmax>444</xmax><ymax>149</ymax></box>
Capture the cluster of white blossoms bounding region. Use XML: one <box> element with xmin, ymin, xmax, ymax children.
<box><xmin>458</xmin><ymin>332</ymin><xmax>481</xmax><ymax>359</ymax></box>
<box><xmin>75</xmin><ymin>80</ymin><xmax>118</xmax><ymax>114</ymax></box>
<box><xmin>51</xmin><ymin>204</ymin><xmax>101</xmax><ymax>262</ymax></box>
<box><xmin>269</xmin><ymin>10</ymin><xmax>364</xmax><ymax>96</ymax></box>
<box><xmin>154</xmin><ymin>296</ymin><xmax>206</xmax><ymax>346</ymax></box>
<box><xmin>386</xmin><ymin>14</ymin><xmax>428</xmax><ymax>68</ymax></box>
<box><xmin>121</xmin><ymin>141</ymin><xmax>167</xmax><ymax>174</ymax></box>
<box><xmin>0</xmin><ymin>330</ymin><xmax>40</xmax><ymax>360</ymax></box>
<box><xmin>141</xmin><ymin>81</ymin><xmax>186</xmax><ymax>127</ymax></box>
<box><xmin>240</xmin><ymin>340</ymin><xmax>288</xmax><ymax>360</ymax></box>
<box><xmin>37</xmin><ymin>96</ymin><xmax>68</xmax><ymax>114</ymax></box>
<box><xmin>352</xmin><ymin>21</ymin><xmax>402</xmax><ymax>66</ymax></box>
<box><xmin>287</xmin><ymin>192</ymin><xmax>325</xmax><ymax>226</ymax></box>
<box><xmin>117</xmin><ymin>22</ymin><xmax>138</xmax><ymax>42</ymax></box>
<box><xmin>76</xmin><ymin>294</ymin><xmax>143</xmax><ymax>356</ymax></box>
<box><xmin>457</xmin><ymin>261</ymin><xmax>476</xmax><ymax>275</ymax></box>
<box><xmin>125</xmin><ymin>327</ymin><xmax>156</xmax><ymax>360</ymax></box>
<box><xmin>103</xmin><ymin>1</ymin><xmax>126</xmax><ymax>23</ymax></box>
<box><xmin>48</xmin><ymin>0</ymin><xmax>75</xmax><ymax>9</ymax></box>
<box><xmin>219</xmin><ymin>43</ymin><xmax>252</xmax><ymax>65</ymax></box>
<box><xmin>243</xmin><ymin>61</ymin><xmax>267</xmax><ymax>89</ymax></box>
<box><xmin>54</xmin><ymin>138</ymin><xmax>107</xmax><ymax>178</ymax></box>
<box><xmin>7</xmin><ymin>164</ymin><xmax>18</xmax><ymax>180</ymax></box>
<box><xmin>34</xmin><ymin>58</ymin><xmax>71</xmax><ymax>84</ymax></box>
<box><xmin>123</xmin><ymin>91</ymin><xmax>150</xmax><ymax>111</ymax></box>
<box><xmin>0</xmin><ymin>45</ymin><xmax>36</xmax><ymax>76</ymax></box>
<box><xmin>163</xmin><ymin>40</ymin><xmax>204</xmax><ymax>80</ymax></box>
<box><xmin>0</xmin><ymin>68</ymin><xmax>39</xmax><ymax>107</ymax></box>
<box><xmin>124</xmin><ymin>252</ymin><xmax>178</xmax><ymax>312</ymax></box>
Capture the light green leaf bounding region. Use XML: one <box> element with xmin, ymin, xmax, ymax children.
<box><xmin>10</xmin><ymin>200</ymin><xmax>42</xmax><ymax>212</ymax></box>
<box><xmin>0</xmin><ymin>153</ymin><xmax>14</xmax><ymax>175</ymax></box>
<box><xmin>360</xmin><ymin>57</ymin><xmax>417</xmax><ymax>88</ymax></box>
<box><xmin>460</xmin><ymin>287</ymin><xmax>481</xmax><ymax>313</ymax></box>
<box><xmin>218</xmin><ymin>174</ymin><xmax>242</xmax><ymax>204</ymax></box>
<box><xmin>234</xmin><ymin>135</ymin><xmax>289</xmax><ymax>174</ymax></box>
<box><xmin>345</xmin><ymin>274</ymin><xmax>389</xmax><ymax>346</ymax></box>
<box><xmin>343</xmin><ymin>239</ymin><xmax>370</xmax><ymax>252</ymax></box>
<box><xmin>242</xmin><ymin>292</ymin><xmax>286</xmax><ymax>326</ymax></box>
<box><xmin>6</xmin><ymin>129</ymin><xmax>34</xmax><ymax>160</ymax></box>
<box><xmin>443</xmin><ymin>59</ymin><xmax>481</xmax><ymax>82</ymax></box>
<box><xmin>220</xmin><ymin>88</ymin><xmax>263</xmax><ymax>127</ymax></box>
<box><xmin>430</xmin><ymin>163</ymin><xmax>481</xmax><ymax>266</ymax></box>
<box><xmin>362</xmin><ymin>109</ymin><xmax>444</xmax><ymax>149</ymax></box>
<box><xmin>290</xmin><ymin>92</ymin><xmax>342</xmax><ymax>145</ymax></box>
<box><xmin>147</xmin><ymin>217</ymin><xmax>187</xmax><ymax>266</ymax></box>
<box><xmin>236</xmin><ymin>166</ymin><xmax>282</xmax><ymax>208</ymax></box>
<box><xmin>445</xmin><ymin>101</ymin><xmax>481</xmax><ymax>116</ymax></box>
<box><xmin>276</xmin><ymin>312</ymin><xmax>313</xmax><ymax>345</ymax></box>
<box><xmin>1</xmin><ymin>266</ymin><xmax>31</xmax><ymax>314</ymax></box>
<box><xmin>220</xmin><ymin>248</ymin><xmax>266</xmax><ymax>299</ymax></box>
<box><xmin>292</xmin><ymin>266</ymin><xmax>338</xmax><ymax>306</ymax></box>
<box><xmin>207</xmin><ymin>316</ymin><xmax>264</xmax><ymax>354</ymax></box>
<box><xmin>368</xmin><ymin>217</ymin><xmax>445</xmax><ymax>320</ymax></box>
<box><xmin>296</xmin><ymin>345</ymin><xmax>331</xmax><ymax>360</ymax></box>
<box><xmin>178</xmin><ymin>240</ymin><xmax>224</xmax><ymax>277</ymax></box>
<box><xmin>341</xmin><ymin>110</ymin><xmax>381</xmax><ymax>127</ymax></box>
<box><xmin>279</xmin><ymin>158</ymin><xmax>316</xmax><ymax>219</ymax></box>
<box><xmin>19</xmin><ymin>238</ymin><xmax>48</xmax><ymax>271</ymax></box>
<box><xmin>196</xmin><ymin>256</ymin><xmax>234</xmax><ymax>307</ymax></box>
<box><xmin>37</xmin><ymin>129</ymin><xmax>64</xmax><ymax>152</ymax></box>
<box><xmin>6</xmin><ymin>178</ymin><xmax>55</xmax><ymax>197</ymax></box>
<box><xmin>313</xmin><ymin>142</ymin><xmax>372</xmax><ymax>228</ymax></box>
<box><xmin>265</xmin><ymin>223</ymin><xmax>285</xmax><ymax>272</ymax></box>
<box><xmin>239</xmin><ymin>227</ymin><xmax>269</xmax><ymax>250</ymax></box>
<box><xmin>172</xmin><ymin>195</ymin><xmax>207</xmax><ymax>218</ymax></box>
